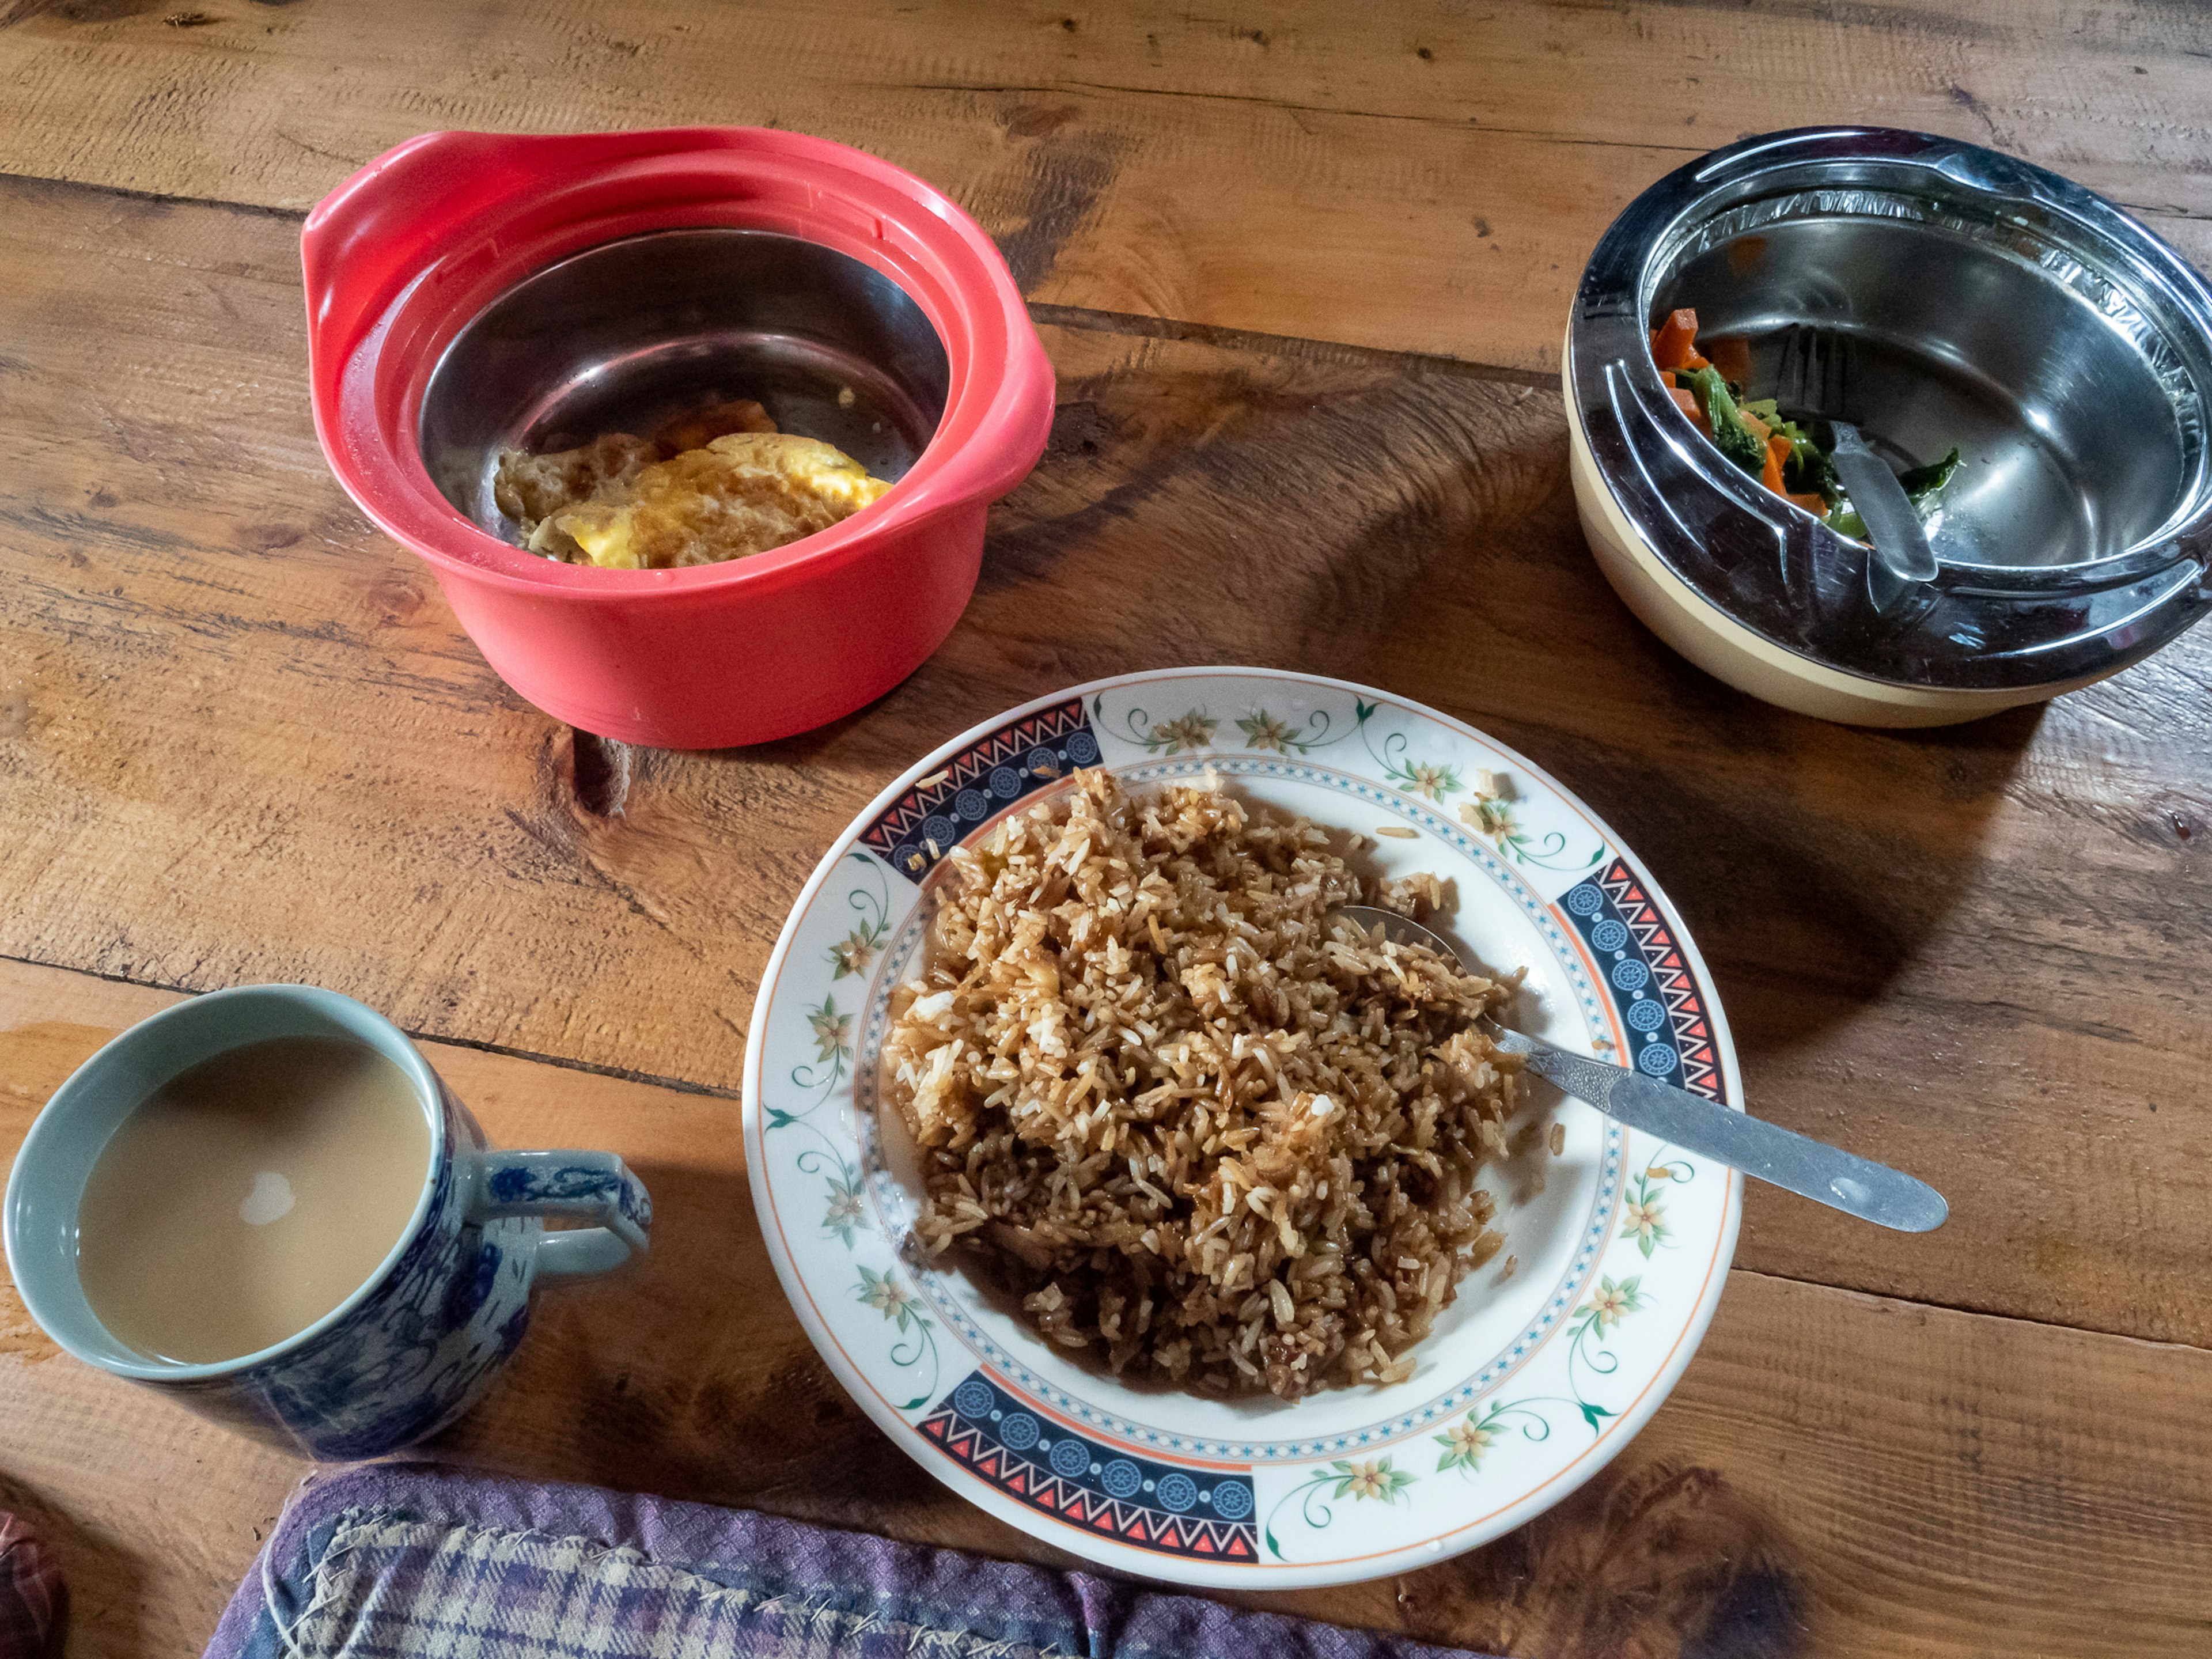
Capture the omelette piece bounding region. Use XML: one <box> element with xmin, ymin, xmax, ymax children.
<box><xmin>493</xmin><ymin>399</ymin><xmax>780</xmax><ymax>540</ymax></box>
<box><xmin>493</xmin><ymin>433</ymin><xmax>658</xmax><ymax>534</ymax></box>
<box><xmin>649</xmin><ymin>397</ymin><xmax>777</xmax><ymax>454</ymax></box>
<box><xmin>529</xmin><ymin>433</ymin><xmax>894</xmax><ymax>569</ymax></box>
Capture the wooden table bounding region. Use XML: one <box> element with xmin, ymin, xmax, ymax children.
<box><xmin>2</xmin><ymin>4</ymin><xmax>2209</xmax><ymax>1654</ymax></box>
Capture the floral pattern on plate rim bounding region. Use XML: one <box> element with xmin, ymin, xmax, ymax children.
<box><xmin>748</xmin><ymin>670</ymin><xmax>1740</xmax><ymax>1585</ymax></box>
<box><xmin>1098</xmin><ymin>690</ymin><xmax>1604</xmax><ymax>870</ymax></box>
<box><xmin>846</xmin><ymin>756</ymin><xmax>1633</xmax><ymax>1465</ymax></box>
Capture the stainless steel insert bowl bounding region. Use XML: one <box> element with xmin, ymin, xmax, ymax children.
<box><xmin>1568</xmin><ymin>127</ymin><xmax>2212</xmax><ymax>718</ymax></box>
<box><xmin>420</xmin><ymin>228</ymin><xmax>950</xmax><ymax>540</ymax></box>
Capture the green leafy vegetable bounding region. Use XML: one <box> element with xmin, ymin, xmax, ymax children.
<box><xmin>1650</xmin><ymin>315</ymin><xmax>1965</xmax><ymax>531</ymax></box>
<box><xmin>1898</xmin><ymin>446</ymin><xmax>1961</xmax><ymax>506</ymax></box>
<box><xmin>1824</xmin><ymin>447</ymin><xmax>1963</xmax><ymax>540</ymax></box>
<box><xmin>1785</xmin><ymin>440</ymin><xmax>1840</xmax><ymax>506</ymax></box>
<box><xmin>1683</xmin><ymin>367</ymin><xmax>1767</xmax><ymax>478</ymax></box>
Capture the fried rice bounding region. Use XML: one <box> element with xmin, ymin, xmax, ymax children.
<box><xmin>882</xmin><ymin>768</ymin><xmax>1527</xmax><ymax>1400</ymax></box>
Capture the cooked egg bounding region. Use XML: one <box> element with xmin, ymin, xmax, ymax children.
<box><xmin>529</xmin><ymin>433</ymin><xmax>893</xmax><ymax>569</ymax></box>
<box><xmin>492</xmin><ymin>433</ymin><xmax>658</xmax><ymax>529</ymax></box>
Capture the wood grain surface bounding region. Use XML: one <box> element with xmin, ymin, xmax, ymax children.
<box><xmin>2</xmin><ymin>172</ymin><xmax>2207</xmax><ymax>1360</ymax></box>
<box><xmin>0</xmin><ymin>1</ymin><xmax>2206</xmax><ymax>370</ymax></box>
<box><xmin>3</xmin><ymin>2</ymin><xmax>2210</xmax><ymax>1654</ymax></box>
<box><xmin>6</xmin><ymin>959</ymin><xmax>2211</xmax><ymax>1659</ymax></box>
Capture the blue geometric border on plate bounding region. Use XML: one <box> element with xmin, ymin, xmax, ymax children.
<box><xmin>1558</xmin><ymin>859</ymin><xmax>1726</xmax><ymax>1104</ymax></box>
<box><xmin>919</xmin><ymin>1370</ymin><xmax>1260</xmax><ymax>1562</ymax></box>
<box><xmin>857</xmin><ymin>697</ymin><xmax>1099</xmax><ymax>881</ymax></box>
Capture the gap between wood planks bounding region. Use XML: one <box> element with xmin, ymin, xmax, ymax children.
<box><xmin>0</xmin><ymin>167</ymin><xmax>1560</xmax><ymax>389</ymax></box>
<box><xmin>0</xmin><ymin>949</ymin><xmax>742</xmax><ymax>1102</ymax></box>
<box><xmin>888</xmin><ymin>73</ymin><xmax>1722</xmax><ymax>153</ymax></box>
<box><xmin>9</xmin><ymin>944</ymin><xmax>2200</xmax><ymax>1360</ymax></box>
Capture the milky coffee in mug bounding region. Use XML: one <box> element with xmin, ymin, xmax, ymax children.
<box><xmin>75</xmin><ymin>1034</ymin><xmax>430</xmax><ymax>1364</ymax></box>
<box><xmin>5</xmin><ymin>984</ymin><xmax>651</xmax><ymax>1459</ymax></box>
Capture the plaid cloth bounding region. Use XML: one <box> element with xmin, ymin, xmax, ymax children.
<box><xmin>206</xmin><ymin>1464</ymin><xmax>1495</xmax><ymax>1659</ymax></box>
<box><xmin>0</xmin><ymin>1513</ymin><xmax>61</xmax><ymax>1659</ymax></box>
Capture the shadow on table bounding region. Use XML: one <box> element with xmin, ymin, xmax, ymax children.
<box><xmin>0</xmin><ymin>1472</ymin><xmax>130</xmax><ymax>1659</ymax></box>
<box><xmin>1393</xmin><ymin>1454</ymin><xmax>1803</xmax><ymax>1658</ymax></box>
<box><xmin>575</xmin><ymin>339</ymin><xmax>2043</xmax><ymax>1070</ymax></box>
<box><xmin>1259</xmin><ymin>398</ymin><xmax>2045</xmax><ymax>1061</ymax></box>
<box><xmin>431</xmin><ymin>1159</ymin><xmax>960</xmax><ymax>1540</ymax></box>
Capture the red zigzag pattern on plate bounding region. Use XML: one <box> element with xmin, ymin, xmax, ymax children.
<box><xmin>921</xmin><ymin>1414</ymin><xmax>1257</xmax><ymax>1559</ymax></box>
<box><xmin>1597</xmin><ymin>859</ymin><xmax>1725</xmax><ymax>1103</ymax></box>
<box><xmin>857</xmin><ymin>696</ymin><xmax>1091</xmax><ymax>877</ymax></box>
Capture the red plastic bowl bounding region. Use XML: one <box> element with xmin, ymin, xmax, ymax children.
<box><xmin>302</xmin><ymin>129</ymin><xmax>1054</xmax><ymax>748</ymax></box>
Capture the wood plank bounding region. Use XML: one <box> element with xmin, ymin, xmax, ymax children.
<box><xmin>0</xmin><ymin>1</ymin><xmax>2206</xmax><ymax>370</ymax></box>
<box><xmin>3</xmin><ymin>173</ymin><xmax>2210</xmax><ymax>1355</ymax></box>
<box><xmin>5</xmin><ymin>959</ymin><xmax>2209</xmax><ymax>1658</ymax></box>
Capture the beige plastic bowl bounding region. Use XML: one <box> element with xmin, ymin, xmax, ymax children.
<box><xmin>1561</xmin><ymin>347</ymin><xmax>2110</xmax><ymax>728</ymax></box>
<box><xmin>1562</xmin><ymin>128</ymin><xmax>2212</xmax><ymax>730</ymax></box>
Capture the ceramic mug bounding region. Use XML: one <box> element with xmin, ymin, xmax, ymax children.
<box><xmin>2</xmin><ymin>984</ymin><xmax>651</xmax><ymax>1459</ymax></box>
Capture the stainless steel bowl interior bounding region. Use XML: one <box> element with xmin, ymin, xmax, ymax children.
<box><xmin>1650</xmin><ymin>197</ymin><xmax>2196</xmax><ymax>572</ymax></box>
<box><xmin>1570</xmin><ymin>128</ymin><xmax>2212</xmax><ymax>693</ymax></box>
<box><xmin>420</xmin><ymin>229</ymin><xmax>950</xmax><ymax>539</ymax></box>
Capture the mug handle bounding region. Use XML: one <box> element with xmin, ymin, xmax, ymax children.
<box><xmin>467</xmin><ymin>1150</ymin><xmax>652</xmax><ymax>1279</ymax></box>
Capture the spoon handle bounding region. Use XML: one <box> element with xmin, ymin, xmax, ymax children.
<box><xmin>1484</xmin><ymin>1024</ymin><xmax>1948</xmax><ymax>1233</ymax></box>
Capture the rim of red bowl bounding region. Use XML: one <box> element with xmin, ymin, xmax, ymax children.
<box><xmin>302</xmin><ymin>127</ymin><xmax>1054</xmax><ymax>601</ymax></box>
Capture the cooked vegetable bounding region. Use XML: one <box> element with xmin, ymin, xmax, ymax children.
<box><xmin>1760</xmin><ymin>433</ymin><xmax>1790</xmax><ymax>496</ymax></box>
<box><xmin>1651</xmin><ymin>309</ymin><xmax>1704</xmax><ymax>372</ymax></box>
<box><xmin>1898</xmin><ymin>447</ymin><xmax>1962</xmax><ymax>501</ymax></box>
<box><xmin>1681</xmin><ymin>365</ymin><xmax>1768</xmax><ymax>477</ymax></box>
<box><xmin>1703</xmin><ymin>332</ymin><xmax>1751</xmax><ymax>387</ymax></box>
<box><xmin>1655</xmin><ymin>311</ymin><xmax>1961</xmax><ymax>543</ymax></box>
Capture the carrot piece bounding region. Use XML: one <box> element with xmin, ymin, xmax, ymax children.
<box><xmin>1670</xmin><ymin>387</ymin><xmax>1706</xmax><ymax>433</ymax></box>
<box><xmin>1740</xmin><ymin>410</ymin><xmax>1772</xmax><ymax>444</ymax></box>
<box><xmin>1652</xmin><ymin>308</ymin><xmax>1699</xmax><ymax>370</ymax></box>
<box><xmin>1760</xmin><ymin>434</ymin><xmax>1787</xmax><ymax>495</ymax></box>
<box><xmin>1785</xmin><ymin>490</ymin><xmax>1828</xmax><ymax>514</ymax></box>
<box><xmin>1705</xmin><ymin>334</ymin><xmax>1751</xmax><ymax>386</ymax></box>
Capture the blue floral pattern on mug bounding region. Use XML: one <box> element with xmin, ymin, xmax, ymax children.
<box><xmin>154</xmin><ymin>1085</ymin><xmax>648</xmax><ymax>1459</ymax></box>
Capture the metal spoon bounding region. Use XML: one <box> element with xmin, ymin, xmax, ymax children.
<box><xmin>1331</xmin><ymin>906</ymin><xmax>1948</xmax><ymax>1233</ymax></box>
<box><xmin>1826</xmin><ymin>419</ymin><xmax>1939</xmax><ymax>613</ymax></box>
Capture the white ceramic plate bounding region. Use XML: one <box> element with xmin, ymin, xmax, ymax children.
<box><xmin>744</xmin><ymin>668</ymin><xmax>1741</xmax><ymax>1588</ymax></box>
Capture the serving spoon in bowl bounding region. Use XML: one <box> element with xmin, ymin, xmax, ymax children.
<box><xmin>1331</xmin><ymin>905</ymin><xmax>1948</xmax><ymax>1233</ymax></box>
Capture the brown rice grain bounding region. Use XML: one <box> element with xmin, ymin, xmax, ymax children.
<box><xmin>884</xmin><ymin>769</ymin><xmax>1525</xmax><ymax>1400</ymax></box>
